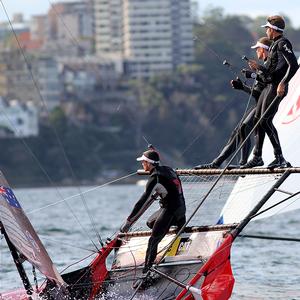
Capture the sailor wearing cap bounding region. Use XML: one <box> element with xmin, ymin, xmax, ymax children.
<box><xmin>195</xmin><ymin>37</ymin><xmax>272</xmax><ymax>170</ymax></box>
<box><xmin>120</xmin><ymin>149</ymin><xmax>186</xmax><ymax>279</ymax></box>
<box><xmin>242</xmin><ymin>15</ymin><xmax>299</xmax><ymax>169</ymax></box>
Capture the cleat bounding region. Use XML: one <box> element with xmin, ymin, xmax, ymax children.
<box><xmin>267</xmin><ymin>154</ymin><xmax>291</xmax><ymax>169</ymax></box>
<box><xmin>194</xmin><ymin>162</ymin><xmax>220</xmax><ymax>169</ymax></box>
<box><xmin>240</xmin><ymin>156</ymin><xmax>264</xmax><ymax>169</ymax></box>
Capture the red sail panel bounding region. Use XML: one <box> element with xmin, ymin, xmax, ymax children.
<box><xmin>0</xmin><ymin>172</ymin><xmax>64</xmax><ymax>286</ymax></box>
<box><xmin>176</xmin><ymin>234</ymin><xmax>234</xmax><ymax>300</ymax></box>
<box><xmin>88</xmin><ymin>237</ymin><xmax>119</xmax><ymax>300</ymax></box>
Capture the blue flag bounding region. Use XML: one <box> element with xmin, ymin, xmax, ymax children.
<box><xmin>0</xmin><ymin>186</ymin><xmax>22</xmax><ymax>209</ymax></box>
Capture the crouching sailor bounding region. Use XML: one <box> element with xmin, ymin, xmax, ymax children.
<box><xmin>120</xmin><ymin>149</ymin><xmax>186</xmax><ymax>287</ymax></box>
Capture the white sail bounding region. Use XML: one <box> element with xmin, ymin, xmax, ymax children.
<box><xmin>219</xmin><ymin>69</ymin><xmax>300</xmax><ymax>224</ymax></box>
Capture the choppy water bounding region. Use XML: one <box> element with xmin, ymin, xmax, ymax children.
<box><xmin>0</xmin><ymin>184</ymin><xmax>300</xmax><ymax>299</ymax></box>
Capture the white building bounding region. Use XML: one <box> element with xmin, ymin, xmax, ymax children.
<box><xmin>0</xmin><ymin>98</ymin><xmax>39</xmax><ymax>138</ymax></box>
<box><xmin>94</xmin><ymin>0</ymin><xmax>194</xmax><ymax>78</ymax></box>
<box><xmin>94</xmin><ymin>0</ymin><xmax>123</xmax><ymax>55</ymax></box>
<box><xmin>58</xmin><ymin>56</ymin><xmax>119</xmax><ymax>98</ymax></box>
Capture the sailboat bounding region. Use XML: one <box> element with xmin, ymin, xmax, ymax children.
<box><xmin>1</xmin><ymin>70</ymin><xmax>300</xmax><ymax>299</ymax></box>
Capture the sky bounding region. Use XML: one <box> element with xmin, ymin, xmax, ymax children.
<box><xmin>0</xmin><ymin>0</ymin><xmax>300</xmax><ymax>28</ymax></box>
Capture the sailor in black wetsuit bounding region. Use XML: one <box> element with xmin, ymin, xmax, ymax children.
<box><xmin>242</xmin><ymin>15</ymin><xmax>299</xmax><ymax>169</ymax></box>
<box><xmin>120</xmin><ymin>149</ymin><xmax>186</xmax><ymax>276</ymax></box>
<box><xmin>195</xmin><ymin>37</ymin><xmax>272</xmax><ymax>169</ymax></box>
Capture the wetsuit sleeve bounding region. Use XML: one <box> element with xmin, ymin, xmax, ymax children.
<box><xmin>127</xmin><ymin>175</ymin><xmax>158</xmax><ymax>224</ymax></box>
<box><xmin>241</xmin><ymin>83</ymin><xmax>261</xmax><ymax>101</ymax></box>
<box><xmin>278</xmin><ymin>40</ymin><xmax>299</xmax><ymax>84</ymax></box>
<box><xmin>255</xmin><ymin>66</ymin><xmax>272</xmax><ymax>84</ymax></box>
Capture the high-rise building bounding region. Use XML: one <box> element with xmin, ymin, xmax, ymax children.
<box><xmin>94</xmin><ymin>0</ymin><xmax>194</xmax><ymax>78</ymax></box>
<box><xmin>46</xmin><ymin>1</ymin><xmax>94</xmax><ymax>56</ymax></box>
<box><xmin>94</xmin><ymin>0</ymin><xmax>123</xmax><ymax>55</ymax></box>
<box><xmin>30</xmin><ymin>15</ymin><xmax>47</xmax><ymax>42</ymax></box>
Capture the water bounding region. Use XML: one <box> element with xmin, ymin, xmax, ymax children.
<box><xmin>0</xmin><ymin>184</ymin><xmax>300</xmax><ymax>299</ymax></box>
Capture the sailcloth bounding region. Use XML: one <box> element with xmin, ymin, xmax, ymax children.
<box><xmin>176</xmin><ymin>234</ymin><xmax>235</xmax><ymax>300</ymax></box>
<box><xmin>219</xmin><ymin>69</ymin><xmax>300</xmax><ymax>224</ymax></box>
<box><xmin>0</xmin><ymin>171</ymin><xmax>65</xmax><ymax>285</ymax></box>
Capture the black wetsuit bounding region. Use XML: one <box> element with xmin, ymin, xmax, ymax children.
<box><xmin>127</xmin><ymin>165</ymin><xmax>186</xmax><ymax>271</ymax></box>
<box><xmin>253</xmin><ymin>35</ymin><xmax>299</xmax><ymax>157</ymax></box>
<box><xmin>213</xmin><ymin>79</ymin><xmax>265</xmax><ymax>166</ymax></box>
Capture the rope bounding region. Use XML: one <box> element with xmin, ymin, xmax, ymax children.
<box><xmin>249</xmin><ymin>190</ymin><xmax>300</xmax><ymax>220</ymax></box>
<box><xmin>180</xmin><ymin>98</ymin><xmax>236</xmax><ymax>157</ymax></box>
<box><xmin>27</xmin><ymin>171</ymin><xmax>137</xmax><ymax>215</ymax></box>
<box><xmin>38</xmin><ymin>235</ymin><xmax>98</xmax><ymax>253</ymax></box>
<box><xmin>240</xmin><ymin>234</ymin><xmax>300</xmax><ymax>243</ymax></box>
<box><xmin>181</xmin><ymin>30</ymin><xmax>254</xmax><ymax>158</ymax></box>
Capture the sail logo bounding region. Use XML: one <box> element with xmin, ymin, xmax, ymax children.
<box><xmin>280</xmin><ymin>85</ymin><xmax>300</xmax><ymax>124</ymax></box>
<box><xmin>0</xmin><ymin>186</ymin><xmax>21</xmax><ymax>209</ymax></box>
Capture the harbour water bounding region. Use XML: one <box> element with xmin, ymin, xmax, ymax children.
<box><xmin>0</xmin><ymin>184</ymin><xmax>300</xmax><ymax>299</ymax></box>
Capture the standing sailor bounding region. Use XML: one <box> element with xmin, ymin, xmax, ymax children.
<box><xmin>242</xmin><ymin>15</ymin><xmax>299</xmax><ymax>168</ymax></box>
<box><xmin>120</xmin><ymin>149</ymin><xmax>186</xmax><ymax>281</ymax></box>
<box><xmin>195</xmin><ymin>37</ymin><xmax>272</xmax><ymax>169</ymax></box>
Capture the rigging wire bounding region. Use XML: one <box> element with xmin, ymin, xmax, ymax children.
<box><xmin>59</xmin><ymin>252</ymin><xmax>95</xmax><ymax>274</ymax></box>
<box><xmin>180</xmin><ymin>97</ymin><xmax>236</xmax><ymax>157</ymax></box>
<box><xmin>38</xmin><ymin>235</ymin><xmax>98</xmax><ymax>253</ymax></box>
<box><xmin>0</xmin><ymin>105</ymin><xmax>99</xmax><ymax>251</ymax></box>
<box><xmin>193</xmin><ymin>34</ymin><xmax>246</xmax><ymax>79</ymax></box>
<box><xmin>181</xmin><ymin>34</ymin><xmax>254</xmax><ymax>158</ymax></box>
<box><xmin>144</xmin><ymin>94</ymin><xmax>290</xmax><ymax>279</ymax></box>
<box><xmin>46</xmin><ymin>0</ymin><xmax>82</xmax><ymax>49</ymax></box>
<box><xmin>27</xmin><ymin>171</ymin><xmax>137</xmax><ymax>215</ymax></box>
<box><xmin>0</xmin><ymin>0</ymin><xmax>104</xmax><ymax>249</ymax></box>
<box><xmin>240</xmin><ymin>234</ymin><xmax>300</xmax><ymax>243</ymax></box>
<box><xmin>249</xmin><ymin>190</ymin><xmax>300</xmax><ymax>220</ymax></box>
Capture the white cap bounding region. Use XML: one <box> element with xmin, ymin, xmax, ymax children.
<box><xmin>251</xmin><ymin>41</ymin><xmax>270</xmax><ymax>50</ymax></box>
<box><xmin>136</xmin><ymin>150</ymin><xmax>160</xmax><ymax>164</ymax></box>
<box><xmin>261</xmin><ymin>21</ymin><xmax>284</xmax><ymax>32</ymax></box>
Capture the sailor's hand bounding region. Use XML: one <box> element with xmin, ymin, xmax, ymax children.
<box><xmin>248</xmin><ymin>59</ymin><xmax>259</xmax><ymax>71</ymax></box>
<box><xmin>241</xmin><ymin>69</ymin><xmax>256</xmax><ymax>79</ymax></box>
<box><xmin>120</xmin><ymin>220</ymin><xmax>131</xmax><ymax>233</ymax></box>
<box><xmin>231</xmin><ymin>78</ymin><xmax>243</xmax><ymax>90</ymax></box>
<box><xmin>277</xmin><ymin>82</ymin><xmax>285</xmax><ymax>97</ymax></box>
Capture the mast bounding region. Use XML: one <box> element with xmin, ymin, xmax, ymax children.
<box><xmin>0</xmin><ymin>222</ymin><xmax>34</xmax><ymax>299</ymax></box>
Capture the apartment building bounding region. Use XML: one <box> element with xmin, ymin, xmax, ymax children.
<box><xmin>94</xmin><ymin>0</ymin><xmax>194</xmax><ymax>78</ymax></box>
<box><xmin>94</xmin><ymin>0</ymin><xmax>123</xmax><ymax>55</ymax></box>
<box><xmin>46</xmin><ymin>1</ymin><xmax>94</xmax><ymax>56</ymax></box>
